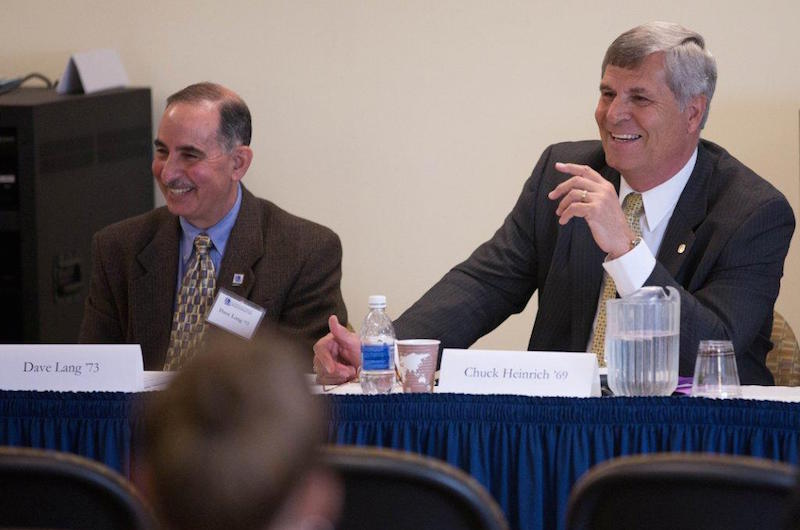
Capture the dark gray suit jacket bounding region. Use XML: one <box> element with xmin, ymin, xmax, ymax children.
<box><xmin>79</xmin><ymin>186</ymin><xmax>347</xmax><ymax>370</ymax></box>
<box><xmin>394</xmin><ymin>140</ymin><xmax>795</xmax><ymax>385</ymax></box>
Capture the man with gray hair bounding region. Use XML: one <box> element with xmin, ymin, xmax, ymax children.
<box><xmin>81</xmin><ymin>82</ymin><xmax>348</xmax><ymax>370</ymax></box>
<box><xmin>314</xmin><ymin>21</ymin><xmax>794</xmax><ymax>385</ymax></box>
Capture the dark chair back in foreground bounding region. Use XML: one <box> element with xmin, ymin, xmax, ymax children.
<box><xmin>565</xmin><ymin>452</ymin><xmax>798</xmax><ymax>530</ymax></box>
<box><xmin>323</xmin><ymin>445</ymin><xmax>509</xmax><ymax>530</ymax></box>
<box><xmin>0</xmin><ymin>446</ymin><xmax>155</xmax><ymax>530</ymax></box>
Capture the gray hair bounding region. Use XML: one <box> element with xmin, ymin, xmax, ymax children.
<box><xmin>166</xmin><ymin>82</ymin><xmax>252</xmax><ymax>150</ymax></box>
<box><xmin>602</xmin><ymin>21</ymin><xmax>717</xmax><ymax>128</ymax></box>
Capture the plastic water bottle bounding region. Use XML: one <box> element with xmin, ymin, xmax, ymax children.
<box><xmin>359</xmin><ymin>295</ymin><xmax>396</xmax><ymax>394</ymax></box>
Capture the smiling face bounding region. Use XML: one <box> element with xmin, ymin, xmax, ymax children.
<box><xmin>595</xmin><ymin>52</ymin><xmax>706</xmax><ymax>190</ymax></box>
<box><xmin>153</xmin><ymin>101</ymin><xmax>251</xmax><ymax>229</ymax></box>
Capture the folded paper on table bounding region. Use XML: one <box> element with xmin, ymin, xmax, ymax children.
<box><xmin>143</xmin><ymin>371</ymin><xmax>176</xmax><ymax>391</ymax></box>
<box><xmin>437</xmin><ymin>349</ymin><xmax>600</xmax><ymax>397</ymax></box>
<box><xmin>0</xmin><ymin>344</ymin><xmax>143</xmax><ymax>392</ymax></box>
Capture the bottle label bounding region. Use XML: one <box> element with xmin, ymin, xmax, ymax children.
<box><xmin>361</xmin><ymin>343</ymin><xmax>393</xmax><ymax>371</ymax></box>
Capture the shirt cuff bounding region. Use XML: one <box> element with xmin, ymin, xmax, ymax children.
<box><xmin>602</xmin><ymin>240</ymin><xmax>656</xmax><ymax>297</ymax></box>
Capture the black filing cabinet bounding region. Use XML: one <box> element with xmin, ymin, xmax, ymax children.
<box><xmin>0</xmin><ymin>87</ymin><xmax>153</xmax><ymax>342</ymax></box>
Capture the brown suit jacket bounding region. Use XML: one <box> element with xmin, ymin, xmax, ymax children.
<box><xmin>79</xmin><ymin>186</ymin><xmax>347</xmax><ymax>370</ymax></box>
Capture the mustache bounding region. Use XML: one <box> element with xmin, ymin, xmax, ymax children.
<box><xmin>164</xmin><ymin>180</ymin><xmax>195</xmax><ymax>190</ymax></box>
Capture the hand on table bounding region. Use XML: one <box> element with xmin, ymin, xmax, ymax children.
<box><xmin>313</xmin><ymin>315</ymin><xmax>361</xmax><ymax>385</ymax></box>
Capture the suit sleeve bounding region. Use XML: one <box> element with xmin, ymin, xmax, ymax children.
<box><xmin>279</xmin><ymin>227</ymin><xmax>348</xmax><ymax>349</ymax></box>
<box><xmin>646</xmin><ymin>195</ymin><xmax>795</xmax><ymax>383</ymax></box>
<box><xmin>79</xmin><ymin>233</ymin><xmax>124</xmax><ymax>344</ymax></box>
<box><xmin>393</xmin><ymin>147</ymin><xmax>556</xmax><ymax>347</ymax></box>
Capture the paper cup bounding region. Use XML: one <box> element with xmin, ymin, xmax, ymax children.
<box><xmin>396</xmin><ymin>339</ymin><xmax>440</xmax><ymax>393</ymax></box>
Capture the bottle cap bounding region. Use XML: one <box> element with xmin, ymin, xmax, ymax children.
<box><xmin>368</xmin><ymin>295</ymin><xmax>387</xmax><ymax>308</ymax></box>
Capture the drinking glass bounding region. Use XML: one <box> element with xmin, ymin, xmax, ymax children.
<box><xmin>691</xmin><ymin>340</ymin><xmax>741</xmax><ymax>398</ymax></box>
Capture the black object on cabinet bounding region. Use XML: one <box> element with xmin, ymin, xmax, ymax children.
<box><xmin>0</xmin><ymin>87</ymin><xmax>153</xmax><ymax>343</ymax></box>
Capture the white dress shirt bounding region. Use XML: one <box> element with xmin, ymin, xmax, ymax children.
<box><xmin>603</xmin><ymin>147</ymin><xmax>698</xmax><ymax>296</ymax></box>
<box><xmin>586</xmin><ymin>148</ymin><xmax>697</xmax><ymax>351</ymax></box>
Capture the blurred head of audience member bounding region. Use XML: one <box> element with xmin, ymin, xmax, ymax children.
<box><xmin>141</xmin><ymin>328</ymin><xmax>340</xmax><ymax>530</ymax></box>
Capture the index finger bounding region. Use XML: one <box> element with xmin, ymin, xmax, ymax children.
<box><xmin>313</xmin><ymin>333</ymin><xmax>338</xmax><ymax>374</ymax></box>
<box><xmin>315</xmin><ymin>368</ymin><xmax>356</xmax><ymax>386</ymax></box>
<box><xmin>554</xmin><ymin>162</ymin><xmax>603</xmax><ymax>182</ymax></box>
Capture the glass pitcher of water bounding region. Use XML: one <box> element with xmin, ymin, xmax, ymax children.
<box><xmin>605</xmin><ymin>286</ymin><xmax>680</xmax><ymax>396</ymax></box>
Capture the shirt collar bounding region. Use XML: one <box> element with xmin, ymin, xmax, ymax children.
<box><xmin>618</xmin><ymin>148</ymin><xmax>697</xmax><ymax>232</ymax></box>
<box><xmin>179</xmin><ymin>183</ymin><xmax>243</xmax><ymax>264</ymax></box>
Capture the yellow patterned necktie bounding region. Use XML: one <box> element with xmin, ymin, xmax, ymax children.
<box><xmin>589</xmin><ymin>192</ymin><xmax>643</xmax><ymax>366</ymax></box>
<box><xmin>163</xmin><ymin>234</ymin><xmax>216</xmax><ymax>371</ymax></box>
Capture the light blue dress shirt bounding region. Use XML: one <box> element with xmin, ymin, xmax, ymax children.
<box><xmin>175</xmin><ymin>184</ymin><xmax>243</xmax><ymax>293</ymax></box>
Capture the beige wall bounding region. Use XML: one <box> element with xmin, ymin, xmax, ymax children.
<box><xmin>4</xmin><ymin>1</ymin><xmax>799</xmax><ymax>347</ymax></box>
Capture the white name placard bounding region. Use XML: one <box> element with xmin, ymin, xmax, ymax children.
<box><xmin>0</xmin><ymin>345</ymin><xmax>143</xmax><ymax>392</ymax></box>
<box><xmin>436</xmin><ymin>349</ymin><xmax>600</xmax><ymax>397</ymax></box>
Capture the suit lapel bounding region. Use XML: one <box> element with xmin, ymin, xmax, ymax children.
<box><xmin>130</xmin><ymin>216</ymin><xmax>180</xmax><ymax>368</ymax></box>
<box><xmin>217</xmin><ymin>187</ymin><xmax>265</xmax><ymax>299</ymax></box>
<box><xmin>656</xmin><ymin>145</ymin><xmax>710</xmax><ymax>277</ymax></box>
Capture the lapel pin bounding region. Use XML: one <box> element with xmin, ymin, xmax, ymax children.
<box><xmin>232</xmin><ymin>273</ymin><xmax>245</xmax><ymax>286</ymax></box>
<box><xmin>677</xmin><ymin>243</ymin><xmax>686</xmax><ymax>254</ymax></box>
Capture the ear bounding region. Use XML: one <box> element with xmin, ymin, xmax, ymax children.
<box><xmin>230</xmin><ymin>145</ymin><xmax>253</xmax><ymax>182</ymax></box>
<box><xmin>685</xmin><ymin>94</ymin><xmax>707</xmax><ymax>134</ymax></box>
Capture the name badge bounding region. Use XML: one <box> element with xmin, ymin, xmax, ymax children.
<box><xmin>437</xmin><ymin>349</ymin><xmax>600</xmax><ymax>397</ymax></box>
<box><xmin>0</xmin><ymin>344</ymin><xmax>143</xmax><ymax>392</ymax></box>
<box><xmin>206</xmin><ymin>288</ymin><xmax>266</xmax><ymax>340</ymax></box>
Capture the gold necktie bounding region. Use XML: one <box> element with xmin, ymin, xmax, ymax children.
<box><xmin>589</xmin><ymin>192</ymin><xmax>643</xmax><ymax>365</ymax></box>
<box><xmin>163</xmin><ymin>234</ymin><xmax>216</xmax><ymax>371</ymax></box>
